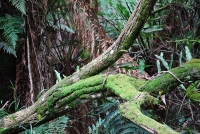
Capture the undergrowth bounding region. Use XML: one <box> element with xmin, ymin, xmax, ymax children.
<box><xmin>88</xmin><ymin>99</ymin><xmax>148</xmax><ymax>134</ymax></box>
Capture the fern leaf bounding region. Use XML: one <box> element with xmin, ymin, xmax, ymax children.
<box><xmin>0</xmin><ymin>14</ymin><xmax>23</xmax><ymax>49</ymax></box>
<box><xmin>155</xmin><ymin>52</ymin><xmax>169</xmax><ymax>70</ymax></box>
<box><xmin>88</xmin><ymin>100</ymin><xmax>149</xmax><ymax>134</ymax></box>
<box><xmin>156</xmin><ymin>60</ymin><xmax>161</xmax><ymax>74</ymax></box>
<box><xmin>97</xmin><ymin>100</ymin><xmax>119</xmax><ymax>114</ymax></box>
<box><xmin>0</xmin><ymin>42</ymin><xmax>16</xmax><ymax>56</ymax></box>
<box><xmin>9</xmin><ymin>0</ymin><xmax>26</xmax><ymax>14</ymax></box>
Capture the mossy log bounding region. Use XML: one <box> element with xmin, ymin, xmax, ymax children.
<box><xmin>139</xmin><ymin>59</ymin><xmax>200</xmax><ymax>94</ymax></box>
<box><xmin>1</xmin><ymin>59</ymin><xmax>200</xmax><ymax>134</ymax></box>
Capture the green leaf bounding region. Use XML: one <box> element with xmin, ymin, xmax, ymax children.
<box><xmin>54</xmin><ymin>70</ymin><xmax>62</xmax><ymax>82</ymax></box>
<box><xmin>0</xmin><ymin>14</ymin><xmax>23</xmax><ymax>50</ymax></box>
<box><xmin>169</xmin><ymin>54</ymin><xmax>173</xmax><ymax>70</ymax></box>
<box><xmin>121</xmin><ymin>66</ymin><xmax>140</xmax><ymax>72</ymax></box>
<box><xmin>179</xmin><ymin>51</ymin><xmax>182</xmax><ymax>66</ymax></box>
<box><xmin>156</xmin><ymin>60</ymin><xmax>161</xmax><ymax>73</ymax></box>
<box><xmin>185</xmin><ymin>46</ymin><xmax>192</xmax><ymax>61</ymax></box>
<box><xmin>139</xmin><ymin>59</ymin><xmax>145</xmax><ymax>75</ymax></box>
<box><xmin>0</xmin><ymin>41</ymin><xmax>16</xmax><ymax>56</ymax></box>
<box><xmin>155</xmin><ymin>52</ymin><xmax>169</xmax><ymax>70</ymax></box>
<box><xmin>143</xmin><ymin>25</ymin><xmax>163</xmax><ymax>33</ymax></box>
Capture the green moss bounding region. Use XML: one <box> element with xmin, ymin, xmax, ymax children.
<box><xmin>37</xmin><ymin>114</ymin><xmax>42</xmax><ymax>121</ymax></box>
<box><xmin>35</xmin><ymin>96</ymin><xmax>55</xmax><ymax>121</ymax></box>
<box><xmin>105</xmin><ymin>74</ymin><xmax>141</xmax><ymax>100</ymax></box>
<box><xmin>139</xmin><ymin>59</ymin><xmax>200</xmax><ymax>94</ymax></box>
<box><xmin>62</xmin><ymin>84</ymin><xmax>67</xmax><ymax>88</ymax></box>
<box><xmin>0</xmin><ymin>128</ymin><xmax>8</xmax><ymax>133</ymax></box>
<box><xmin>186</xmin><ymin>81</ymin><xmax>200</xmax><ymax>103</ymax></box>
<box><xmin>47</xmin><ymin>97</ymin><xmax>55</xmax><ymax>115</ymax></box>
<box><xmin>132</xmin><ymin>79</ymin><xmax>147</xmax><ymax>89</ymax></box>
<box><xmin>57</xmin><ymin>85</ymin><xmax>102</xmax><ymax>108</ymax></box>
<box><xmin>119</xmin><ymin>94</ymin><xmax>178</xmax><ymax>134</ymax></box>
<box><xmin>60</xmin><ymin>75</ymin><xmax>104</xmax><ymax>96</ymax></box>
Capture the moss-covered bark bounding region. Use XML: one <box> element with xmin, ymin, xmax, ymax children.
<box><xmin>0</xmin><ymin>74</ymin><xmax>159</xmax><ymax>133</ymax></box>
<box><xmin>44</xmin><ymin>0</ymin><xmax>157</xmax><ymax>94</ymax></box>
<box><xmin>186</xmin><ymin>80</ymin><xmax>200</xmax><ymax>103</ymax></box>
<box><xmin>139</xmin><ymin>59</ymin><xmax>200</xmax><ymax>94</ymax></box>
<box><xmin>2</xmin><ymin>55</ymin><xmax>200</xmax><ymax>132</ymax></box>
<box><xmin>119</xmin><ymin>93</ymin><xmax>178</xmax><ymax>134</ymax></box>
<box><xmin>1</xmin><ymin>59</ymin><xmax>200</xmax><ymax>133</ymax></box>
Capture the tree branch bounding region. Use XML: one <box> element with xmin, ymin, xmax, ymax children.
<box><xmin>1</xmin><ymin>59</ymin><xmax>200</xmax><ymax>133</ymax></box>
<box><xmin>47</xmin><ymin>0</ymin><xmax>157</xmax><ymax>91</ymax></box>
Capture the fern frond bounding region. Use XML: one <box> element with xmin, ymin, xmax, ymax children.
<box><xmin>88</xmin><ymin>116</ymin><xmax>104</xmax><ymax>134</ymax></box>
<box><xmin>23</xmin><ymin>115</ymin><xmax>69</xmax><ymax>134</ymax></box>
<box><xmin>97</xmin><ymin>100</ymin><xmax>119</xmax><ymax>114</ymax></box>
<box><xmin>88</xmin><ymin>100</ymin><xmax>148</xmax><ymax>134</ymax></box>
<box><xmin>155</xmin><ymin>52</ymin><xmax>169</xmax><ymax>70</ymax></box>
<box><xmin>0</xmin><ymin>42</ymin><xmax>16</xmax><ymax>56</ymax></box>
<box><xmin>9</xmin><ymin>0</ymin><xmax>26</xmax><ymax>14</ymax></box>
<box><xmin>0</xmin><ymin>14</ymin><xmax>23</xmax><ymax>50</ymax></box>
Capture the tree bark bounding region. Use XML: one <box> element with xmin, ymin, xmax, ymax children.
<box><xmin>49</xmin><ymin>0</ymin><xmax>157</xmax><ymax>88</ymax></box>
<box><xmin>15</xmin><ymin>0</ymin><xmax>55</xmax><ymax>106</ymax></box>
<box><xmin>1</xmin><ymin>59</ymin><xmax>200</xmax><ymax>134</ymax></box>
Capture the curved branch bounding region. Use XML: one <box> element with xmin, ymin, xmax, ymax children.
<box><xmin>1</xmin><ymin>59</ymin><xmax>200</xmax><ymax>133</ymax></box>
<box><xmin>47</xmin><ymin>0</ymin><xmax>157</xmax><ymax>91</ymax></box>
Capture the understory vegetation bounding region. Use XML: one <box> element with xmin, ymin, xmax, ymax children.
<box><xmin>0</xmin><ymin>0</ymin><xmax>200</xmax><ymax>134</ymax></box>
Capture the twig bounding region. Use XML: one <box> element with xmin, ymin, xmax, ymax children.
<box><xmin>1</xmin><ymin>101</ymin><xmax>9</xmax><ymax>110</ymax></box>
<box><xmin>188</xmin><ymin>101</ymin><xmax>194</xmax><ymax>121</ymax></box>
<box><xmin>102</xmin><ymin>72</ymin><xmax>109</xmax><ymax>96</ymax></box>
<box><xmin>162</xmin><ymin>71</ymin><xmax>187</xmax><ymax>84</ymax></box>
<box><xmin>177</xmin><ymin>95</ymin><xmax>186</xmax><ymax>116</ymax></box>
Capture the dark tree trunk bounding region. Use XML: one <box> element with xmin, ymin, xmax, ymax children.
<box><xmin>15</xmin><ymin>0</ymin><xmax>55</xmax><ymax>106</ymax></box>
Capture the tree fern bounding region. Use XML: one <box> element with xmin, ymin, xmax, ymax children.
<box><xmin>0</xmin><ymin>14</ymin><xmax>23</xmax><ymax>56</ymax></box>
<box><xmin>9</xmin><ymin>0</ymin><xmax>26</xmax><ymax>14</ymax></box>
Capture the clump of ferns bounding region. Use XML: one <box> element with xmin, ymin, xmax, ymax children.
<box><xmin>88</xmin><ymin>99</ymin><xmax>148</xmax><ymax>134</ymax></box>
<box><xmin>0</xmin><ymin>14</ymin><xmax>23</xmax><ymax>56</ymax></box>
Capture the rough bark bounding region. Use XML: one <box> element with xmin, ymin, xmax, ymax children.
<box><xmin>16</xmin><ymin>0</ymin><xmax>54</xmax><ymax>105</ymax></box>
<box><xmin>1</xmin><ymin>59</ymin><xmax>200</xmax><ymax>134</ymax></box>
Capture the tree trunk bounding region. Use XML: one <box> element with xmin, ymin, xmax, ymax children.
<box><xmin>15</xmin><ymin>0</ymin><xmax>55</xmax><ymax>106</ymax></box>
